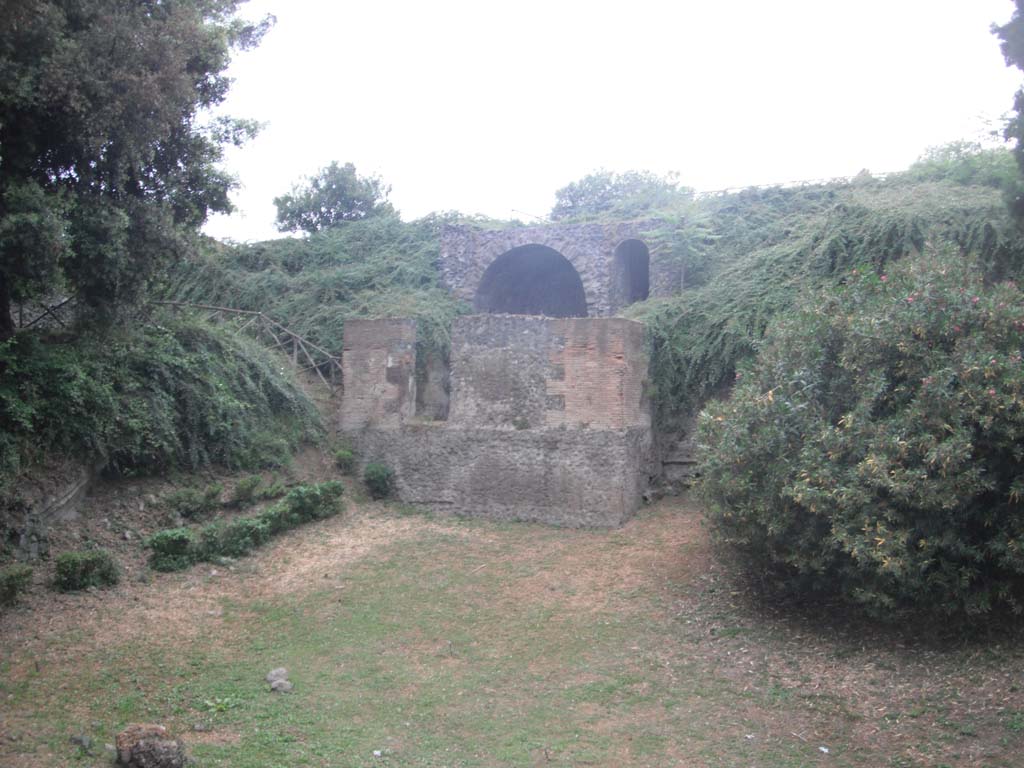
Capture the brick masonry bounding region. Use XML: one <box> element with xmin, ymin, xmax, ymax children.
<box><xmin>339</xmin><ymin>315</ymin><xmax>654</xmax><ymax>527</ymax></box>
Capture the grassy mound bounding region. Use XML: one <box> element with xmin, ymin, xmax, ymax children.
<box><xmin>627</xmin><ymin>176</ymin><xmax>1024</xmax><ymax>425</ymax></box>
<box><xmin>0</xmin><ymin>314</ymin><xmax>321</xmax><ymax>494</ymax></box>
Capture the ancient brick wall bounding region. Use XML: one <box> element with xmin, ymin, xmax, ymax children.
<box><xmin>339</xmin><ymin>315</ymin><xmax>653</xmax><ymax>527</ymax></box>
<box><xmin>339</xmin><ymin>318</ymin><xmax>417</xmax><ymax>431</ymax></box>
<box><xmin>439</xmin><ymin>221</ymin><xmax>681</xmax><ymax>317</ymax></box>
<box><xmin>448</xmin><ymin>315</ymin><xmax>648</xmax><ymax>430</ymax></box>
<box><xmin>354</xmin><ymin>425</ymin><xmax>650</xmax><ymax>527</ymax></box>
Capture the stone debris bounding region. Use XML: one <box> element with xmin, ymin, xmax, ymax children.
<box><xmin>115</xmin><ymin>723</ymin><xmax>190</xmax><ymax>767</ymax></box>
<box><xmin>265</xmin><ymin>667</ymin><xmax>288</xmax><ymax>683</ymax></box>
<box><xmin>270</xmin><ymin>679</ymin><xmax>294</xmax><ymax>693</ymax></box>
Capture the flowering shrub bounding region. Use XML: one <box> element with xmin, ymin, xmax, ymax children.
<box><xmin>700</xmin><ymin>250</ymin><xmax>1024</xmax><ymax>618</ymax></box>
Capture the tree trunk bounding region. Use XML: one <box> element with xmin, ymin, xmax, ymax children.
<box><xmin>0</xmin><ymin>279</ymin><xmax>16</xmax><ymax>339</ymax></box>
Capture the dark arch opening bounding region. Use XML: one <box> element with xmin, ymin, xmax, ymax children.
<box><xmin>474</xmin><ymin>244</ymin><xmax>588</xmax><ymax>317</ymax></box>
<box><xmin>613</xmin><ymin>239</ymin><xmax>650</xmax><ymax>307</ymax></box>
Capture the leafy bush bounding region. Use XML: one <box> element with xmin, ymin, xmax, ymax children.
<box><xmin>333</xmin><ymin>448</ymin><xmax>357</xmax><ymax>474</ymax></box>
<box><xmin>145</xmin><ymin>528</ymin><xmax>198</xmax><ymax>572</ymax></box>
<box><xmin>364</xmin><ymin>463</ymin><xmax>395</xmax><ymax>500</ymax></box>
<box><xmin>203</xmin><ymin>518</ymin><xmax>271</xmax><ymax>559</ymax></box>
<box><xmin>254</xmin><ymin>477</ymin><xmax>287</xmax><ymax>501</ymax></box>
<box><xmin>283</xmin><ymin>480</ymin><xmax>345</xmax><ymax>520</ymax></box>
<box><xmin>53</xmin><ymin>549</ymin><xmax>119</xmax><ymax>592</ymax></box>
<box><xmin>228</xmin><ymin>475</ymin><xmax>262</xmax><ymax>508</ymax></box>
<box><xmin>0</xmin><ymin>315</ymin><xmax>321</xmax><ymax>493</ymax></box>
<box><xmin>164</xmin><ymin>484</ymin><xmax>223</xmax><ymax>519</ymax></box>
<box><xmin>700</xmin><ymin>250</ymin><xmax>1024</xmax><ymax>618</ymax></box>
<box><xmin>0</xmin><ymin>563</ymin><xmax>32</xmax><ymax>606</ymax></box>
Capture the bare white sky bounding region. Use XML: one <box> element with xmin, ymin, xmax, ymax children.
<box><xmin>204</xmin><ymin>0</ymin><xmax>1023</xmax><ymax>242</ymax></box>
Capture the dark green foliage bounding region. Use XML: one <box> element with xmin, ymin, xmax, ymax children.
<box><xmin>145</xmin><ymin>528</ymin><xmax>198</xmax><ymax>572</ymax></box>
<box><xmin>0</xmin><ymin>314</ymin><xmax>320</xmax><ymax>493</ymax></box>
<box><xmin>0</xmin><ymin>563</ymin><xmax>32</xmax><ymax>606</ymax></box>
<box><xmin>627</xmin><ymin>179</ymin><xmax>1024</xmax><ymax>427</ymax></box>
<box><xmin>202</xmin><ymin>517</ymin><xmax>271</xmax><ymax>559</ymax></box>
<box><xmin>701</xmin><ymin>250</ymin><xmax>1024</xmax><ymax>618</ymax></box>
<box><xmin>280</xmin><ymin>480</ymin><xmax>345</xmax><ymax>520</ymax></box>
<box><xmin>274</xmin><ymin>162</ymin><xmax>394</xmax><ymax>234</ymax></box>
<box><xmin>364</xmin><ymin>463</ymin><xmax>395</xmax><ymax>500</ymax></box>
<box><xmin>53</xmin><ymin>549</ymin><xmax>119</xmax><ymax>592</ymax></box>
<box><xmin>255</xmin><ymin>478</ymin><xmax>287</xmax><ymax>502</ymax></box>
<box><xmin>228</xmin><ymin>475</ymin><xmax>263</xmax><ymax>508</ymax></box>
<box><xmin>163</xmin><ymin>484</ymin><xmax>223</xmax><ymax>520</ymax></box>
<box><xmin>145</xmin><ymin>481</ymin><xmax>344</xmax><ymax>571</ymax></box>
<box><xmin>169</xmin><ymin>214</ymin><xmax>467</xmax><ymax>356</ymax></box>
<box><xmin>550</xmin><ymin>170</ymin><xmax>693</xmax><ymax>221</ymax></box>
<box><xmin>994</xmin><ymin>0</ymin><xmax>1024</xmax><ymax>220</ymax></box>
<box><xmin>0</xmin><ymin>0</ymin><xmax>269</xmax><ymax>335</ymax></box>
<box><xmin>334</xmin><ymin>449</ymin><xmax>357</xmax><ymax>474</ymax></box>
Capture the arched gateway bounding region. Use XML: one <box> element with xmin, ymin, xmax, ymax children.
<box><xmin>473</xmin><ymin>244</ymin><xmax>587</xmax><ymax>317</ymax></box>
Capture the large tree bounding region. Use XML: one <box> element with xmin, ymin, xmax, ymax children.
<box><xmin>273</xmin><ymin>162</ymin><xmax>394</xmax><ymax>234</ymax></box>
<box><xmin>549</xmin><ymin>170</ymin><xmax>693</xmax><ymax>221</ymax></box>
<box><xmin>0</xmin><ymin>0</ymin><xmax>269</xmax><ymax>336</ymax></box>
<box><xmin>995</xmin><ymin>0</ymin><xmax>1024</xmax><ymax>221</ymax></box>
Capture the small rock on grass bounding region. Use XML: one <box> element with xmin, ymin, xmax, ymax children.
<box><xmin>265</xmin><ymin>667</ymin><xmax>288</xmax><ymax>684</ymax></box>
<box><xmin>69</xmin><ymin>733</ymin><xmax>92</xmax><ymax>751</ymax></box>
<box><xmin>270</xmin><ymin>679</ymin><xmax>294</xmax><ymax>693</ymax></box>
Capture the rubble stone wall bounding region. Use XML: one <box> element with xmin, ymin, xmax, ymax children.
<box><xmin>439</xmin><ymin>221</ymin><xmax>680</xmax><ymax>317</ymax></box>
<box><xmin>339</xmin><ymin>315</ymin><xmax>654</xmax><ymax>527</ymax></box>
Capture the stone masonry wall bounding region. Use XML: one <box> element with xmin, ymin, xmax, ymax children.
<box><xmin>339</xmin><ymin>318</ymin><xmax>417</xmax><ymax>431</ymax></box>
<box><xmin>355</xmin><ymin>425</ymin><xmax>650</xmax><ymax>527</ymax></box>
<box><xmin>448</xmin><ymin>315</ymin><xmax>649</xmax><ymax>430</ymax></box>
<box><xmin>340</xmin><ymin>315</ymin><xmax>654</xmax><ymax>527</ymax></box>
<box><xmin>439</xmin><ymin>221</ymin><xmax>681</xmax><ymax>317</ymax></box>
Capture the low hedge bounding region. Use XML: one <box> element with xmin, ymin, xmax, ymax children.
<box><xmin>53</xmin><ymin>549</ymin><xmax>119</xmax><ymax>592</ymax></box>
<box><xmin>0</xmin><ymin>564</ymin><xmax>33</xmax><ymax>606</ymax></box>
<box><xmin>145</xmin><ymin>480</ymin><xmax>344</xmax><ymax>571</ymax></box>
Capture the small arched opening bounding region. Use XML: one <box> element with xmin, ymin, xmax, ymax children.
<box><xmin>613</xmin><ymin>239</ymin><xmax>650</xmax><ymax>308</ymax></box>
<box><xmin>474</xmin><ymin>244</ymin><xmax>588</xmax><ymax>317</ymax></box>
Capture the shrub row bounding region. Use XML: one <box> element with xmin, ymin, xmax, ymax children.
<box><xmin>162</xmin><ymin>475</ymin><xmax>287</xmax><ymax>521</ymax></box>
<box><xmin>146</xmin><ymin>481</ymin><xmax>344</xmax><ymax>572</ymax></box>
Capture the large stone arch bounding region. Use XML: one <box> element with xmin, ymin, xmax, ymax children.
<box><xmin>474</xmin><ymin>244</ymin><xmax>587</xmax><ymax>317</ymax></box>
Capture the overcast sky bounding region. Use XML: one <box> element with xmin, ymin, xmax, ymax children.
<box><xmin>203</xmin><ymin>0</ymin><xmax>1024</xmax><ymax>242</ymax></box>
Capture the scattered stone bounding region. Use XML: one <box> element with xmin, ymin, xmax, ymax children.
<box><xmin>265</xmin><ymin>667</ymin><xmax>288</xmax><ymax>684</ymax></box>
<box><xmin>7</xmin><ymin>732</ymin><xmax>19</xmax><ymax>742</ymax></box>
<box><xmin>116</xmin><ymin>723</ymin><xmax>190</xmax><ymax>767</ymax></box>
<box><xmin>123</xmin><ymin>530</ymin><xmax>133</xmax><ymax>541</ymax></box>
<box><xmin>270</xmin><ymin>679</ymin><xmax>294</xmax><ymax>693</ymax></box>
<box><xmin>69</xmin><ymin>733</ymin><xmax>92</xmax><ymax>751</ymax></box>
<box><xmin>191</xmin><ymin>723</ymin><xmax>210</xmax><ymax>733</ymax></box>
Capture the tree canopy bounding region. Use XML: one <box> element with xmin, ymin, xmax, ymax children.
<box><xmin>273</xmin><ymin>162</ymin><xmax>394</xmax><ymax>234</ymax></box>
<box><xmin>0</xmin><ymin>0</ymin><xmax>270</xmax><ymax>336</ymax></box>
<box><xmin>994</xmin><ymin>0</ymin><xmax>1024</xmax><ymax>220</ymax></box>
<box><xmin>549</xmin><ymin>170</ymin><xmax>693</xmax><ymax>221</ymax></box>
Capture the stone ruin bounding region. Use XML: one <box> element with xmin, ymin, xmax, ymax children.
<box><xmin>339</xmin><ymin>219</ymin><xmax>688</xmax><ymax>527</ymax></box>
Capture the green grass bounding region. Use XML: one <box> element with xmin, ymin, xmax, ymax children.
<box><xmin>2</xmin><ymin>501</ymin><xmax>1023</xmax><ymax>767</ymax></box>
